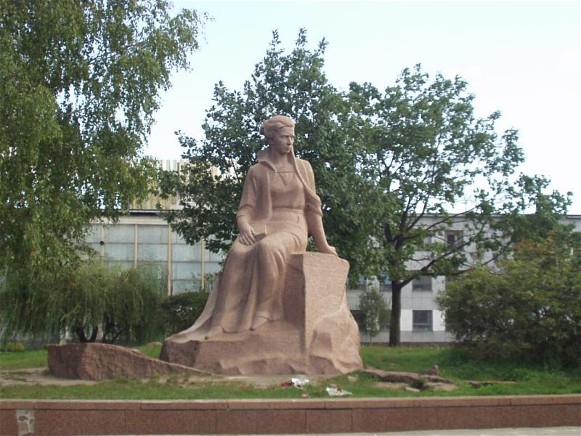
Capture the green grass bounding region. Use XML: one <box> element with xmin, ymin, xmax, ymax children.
<box><xmin>1</xmin><ymin>345</ymin><xmax>580</xmax><ymax>400</ymax></box>
<box><xmin>0</xmin><ymin>349</ymin><xmax>47</xmax><ymax>370</ymax></box>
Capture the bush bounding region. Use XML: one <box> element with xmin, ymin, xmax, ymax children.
<box><xmin>158</xmin><ymin>291</ymin><xmax>209</xmax><ymax>335</ymax></box>
<box><xmin>0</xmin><ymin>261</ymin><xmax>166</xmax><ymax>344</ymax></box>
<box><xmin>1</xmin><ymin>342</ymin><xmax>26</xmax><ymax>352</ymax></box>
<box><xmin>437</xmin><ymin>231</ymin><xmax>581</xmax><ymax>366</ymax></box>
<box><xmin>102</xmin><ymin>266</ymin><xmax>166</xmax><ymax>344</ymax></box>
<box><xmin>357</xmin><ymin>283</ymin><xmax>390</xmax><ymax>342</ymax></box>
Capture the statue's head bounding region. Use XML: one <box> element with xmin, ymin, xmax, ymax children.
<box><xmin>260</xmin><ymin>115</ymin><xmax>295</xmax><ymax>140</ymax></box>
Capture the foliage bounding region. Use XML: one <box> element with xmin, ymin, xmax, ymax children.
<box><xmin>0</xmin><ymin>0</ymin><xmax>204</xmax><ymax>289</ymax></box>
<box><xmin>158</xmin><ymin>290</ymin><xmax>209</xmax><ymax>335</ymax></box>
<box><xmin>103</xmin><ymin>266</ymin><xmax>166</xmax><ymax>344</ymax></box>
<box><xmin>496</xmin><ymin>175</ymin><xmax>573</xmax><ymax>244</ymax></box>
<box><xmin>0</xmin><ymin>342</ymin><xmax>26</xmax><ymax>352</ymax></box>
<box><xmin>1</xmin><ymin>346</ymin><xmax>580</xmax><ymax>399</ymax></box>
<box><xmin>357</xmin><ymin>283</ymin><xmax>390</xmax><ymax>342</ymax></box>
<box><xmin>437</xmin><ymin>230</ymin><xmax>581</xmax><ymax>366</ymax></box>
<box><xmin>0</xmin><ymin>261</ymin><xmax>165</xmax><ymax>344</ymax></box>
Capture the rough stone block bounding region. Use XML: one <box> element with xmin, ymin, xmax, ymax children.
<box><xmin>48</xmin><ymin>343</ymin><xmax>200</xmax><ymax>381</ymax></box>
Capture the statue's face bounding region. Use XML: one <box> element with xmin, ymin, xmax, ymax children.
<box><xmin>270</xmin><ymin>126</ymin><xmax>295</xmax><ymax>155</ymax></box>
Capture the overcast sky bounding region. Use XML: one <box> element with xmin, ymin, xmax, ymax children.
<box><xmin>146</xmin><ymin>0</ymin><xmax>581</xmax><ymax>213</ymax></box>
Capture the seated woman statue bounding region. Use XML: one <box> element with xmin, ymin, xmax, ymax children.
<box><xmin>176</xmin><ymin>115</ymin><xmax>336</xmax><ymax>340</ymax></box>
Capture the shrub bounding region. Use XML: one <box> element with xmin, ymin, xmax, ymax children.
<box><xmin>357</xmin><ymin>282</ymin><xmax>390</xmax><ymax>342</ymax></box>
<box><xmin>0</xmin><ymin>261</ymin><xmax>166</xmax><ymax>344</ymax></box>
<box><xmin>1</xmin><ymin>342</ymin><xmax>26</xmax><ymax>352</ymax></box>
<box><xmin>102</xmin><ymin>265</ymin><xmax>165</xmax><ymax>344</ymax></box>
<box><xmin>158</xmin><ymin>291</ymin><xmax>209</xmax><ymax>335</ymax></box>
<box><xmin>437</xmin><ymin>231</ymin><xmax>581</xmax><ymax>366</ymax></box>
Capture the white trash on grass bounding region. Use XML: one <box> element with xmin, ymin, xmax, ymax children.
<box><xmin>326</xmin><ymin>385</ymin><xmax>352</xmax><ymax>396</ymax></box>
<box><xmin>291</xmin><ymin>377</ymin><xmax>310</xmax><ymax>388</ymax></box>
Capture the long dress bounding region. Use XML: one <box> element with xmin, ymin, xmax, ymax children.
<box><xmin>173</xmin><ymin>148</ymin><xmax>323</xmax><ymax>339</ymax></box>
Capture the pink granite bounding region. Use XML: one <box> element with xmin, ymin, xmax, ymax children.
<box><xmin>1</xmin><ymin>396</ymin><xmax>579</xmax><ymax>435</ymax></box>
<box><xmin>161</xmin><ymin>253</ymin><xmax>363</xmax><ymax>375</ymax></box>
<box><xmin>47</xmin><ymin>342</ymin><xmax>201</xmax><ymax>381</ymax></box>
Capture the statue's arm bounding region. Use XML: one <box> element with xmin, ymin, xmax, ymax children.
<box><xmin>302</xmin><ymin>160</ymin><xmax>337</xmax><ymax>256</ymax></box>
<box><xmin>307</xmin><ymin>213</ymin><xmax>337</xmax><ymax>256</ymax></box>
<box><xmin>236</xmin><ymin>167</ymin><xmax>259</xmax><ymax>246</ymax></box>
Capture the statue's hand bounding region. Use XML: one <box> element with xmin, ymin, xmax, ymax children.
<box><xmin>238</xmin><ymin>224</ymin><xmax>257</xmax><ymax>246</ymax></box>
<box><xmin>319</xmin><ymin>244</ymin><xmax>338</xmax><ymax>256</ymax></box>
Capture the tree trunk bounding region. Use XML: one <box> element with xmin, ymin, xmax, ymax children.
<box><xmin>75</xmin><ymin>326</ymin><xmax>88</xmax><ymax>343</ymax></box>
<box><xmin>389</xmin><ymin>282</ymin><xmax>402</xmax><ymax>346</ymax></box>
<box><xmin>75</xmin><ymin>325</ymin><xmax>98</xmax><ymax>343</ymax></box>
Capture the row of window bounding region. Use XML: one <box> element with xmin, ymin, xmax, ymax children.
<box><xmin>352</xmin><ymin>310</ymin><xmax>434</xmax><ymax>332</ymax></box>
<box><xmin>357</xmin><ymin>276</ymin><xmax>434</xmax><ymax>292</ymax></box>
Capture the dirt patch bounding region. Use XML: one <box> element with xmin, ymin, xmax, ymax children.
<box><xmin>1</xmin><ymin>367</ymin><xmax>97</xmax><ymax>386</ymax></box>
<box><xmin>0</xmin><ymin>367</ymin><xmax>330</xmax><ymax>388</ymax></box>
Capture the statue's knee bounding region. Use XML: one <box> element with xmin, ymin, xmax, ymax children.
<box><xmin>255</xmin><ymin>238</ymin><xmax>278</xmax><ymax>258</ymax></box>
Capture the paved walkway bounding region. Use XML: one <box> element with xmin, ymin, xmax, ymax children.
<box><xmin>345</xmin><ymin>428</ymin><xmax>581</xmax><ymax>435</ymax></box>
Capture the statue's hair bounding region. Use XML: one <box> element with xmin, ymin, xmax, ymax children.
<box><xmin>260</xmin><ymin>115</ymin><xmax>295</xmax><ymax>139</ymax></box>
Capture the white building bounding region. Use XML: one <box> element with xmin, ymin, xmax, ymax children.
<box><xmin>87</xmin><ymin>213</ymin><xmax>223</xmax><ymax>295</ymax></box>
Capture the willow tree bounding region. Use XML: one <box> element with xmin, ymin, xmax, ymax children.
<box><xmin>0</xmin><ymin>0</ymin><xmax>204</xmax><ymax>339</ymax></box>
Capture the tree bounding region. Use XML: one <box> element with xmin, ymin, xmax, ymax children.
<box><xmin>0</xmin><ymin>1</ymin><xmax>204</xmax><ymax>292</ymax></box>
<box><xmin>0</xmin><ymin>262</ymin><xmax>165</xmax><ymax>343</ymax></box>
<box><xmin>437</xmin><ymin>229</ymin><xmax>581</xmax><ymax>366</ymax></box>
<box><xmin>160</xmin><ymin>29</ymin><xmax>377</xmax><ymax>280</ymax></box>
<box><xmin>344</xmin><ymin>65</ymin><xmax>571</xmax><ymax>345</ymax></box>
<box><xmin>357</xmin><ymin>281</ymin><xmax>390</xmax><ymax>343</ymax></box>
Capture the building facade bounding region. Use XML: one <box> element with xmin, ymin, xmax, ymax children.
<box><xmin>90</xmin><ymin>161</ymin><xmax>580</xmax><ymax>343</ymax></box>
<box><xmin>87</xmin><ymin>213</ymin><xmax>223</xmax><ymax>295</ymax></box>
<box><xmin>89</xmin><ymin>211</ymin><xmax>581</xmax><ymax>344</ymax></box>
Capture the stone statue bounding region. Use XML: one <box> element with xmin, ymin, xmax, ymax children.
<box><xmin>173</xmin><ymin>115</ymin><xmax>336</xmax><ymax>339</ymax></box>
<box><xmin>162</xmin><ymin>115</ymin><xmax>362</xmax><ymax>375</ymax></box>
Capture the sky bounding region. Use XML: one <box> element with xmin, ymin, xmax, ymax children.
<box><xmin>146</xmin><ymin>0</ymin><xmax>581</xmax><ymax>214</ymax></box>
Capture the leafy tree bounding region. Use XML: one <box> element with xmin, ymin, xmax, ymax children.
<box><xmin>160</xmin><ymin>29</ymin><xmax>376</xmax><ymax>280</ymax></box>
<box><xmin>437</xmin><ymin>229</ymin><xmax>581</xmax><ymax>366</ymax></box>
<box><xmin>497</xmin><ymin>175</ymin><xmax>572</xmax><ymax>244</ymax></box>
<box><xmin>357</xmin><ymin>281</ymin><xmax>390</xmax><ymax>343</ymax></box>
<box><xmin>344</xmin><ymin>66</ymin><xmax>571</xmax><ymax>345</ymax></box>
<box><xmin>0</xmin><ymin>1</ymin><xmax>204</xmax><ymax>298</ymax></box>
<box><xmin>0</xmin><ymin>262</ymin><xmax>165</xmax><ymax>343</ymax></box>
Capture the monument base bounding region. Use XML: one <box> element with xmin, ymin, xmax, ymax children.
<box><xmin>161</xmin><ymin>253</ymin><xmax>363</xmax><ymax>375</ymax></box>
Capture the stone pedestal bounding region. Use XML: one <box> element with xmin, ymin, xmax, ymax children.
<box><xmin>161</xmin><ymin>253</ymin><xmax>362</xmax><ymax>375</ymax></box>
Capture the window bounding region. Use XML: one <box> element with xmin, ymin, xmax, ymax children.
<box><xmin>412</xmin><ymin>275</ymin><xmax>432</xmax><ymax>292</ymax></box>
<box><xmin>412</xmin><ymin>310</ymin><xmax>433</xmax><ymax>331</ymax></box>
<box><xmin>446</xmin><ymin>230</ymin><xmax>463</xmax><ymax>250</ymax></box>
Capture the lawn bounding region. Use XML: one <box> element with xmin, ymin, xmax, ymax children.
<box><xmin>1</xmin><ymin>344</ymin><xmax>580</xmax><ymax>400</ymax></box>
